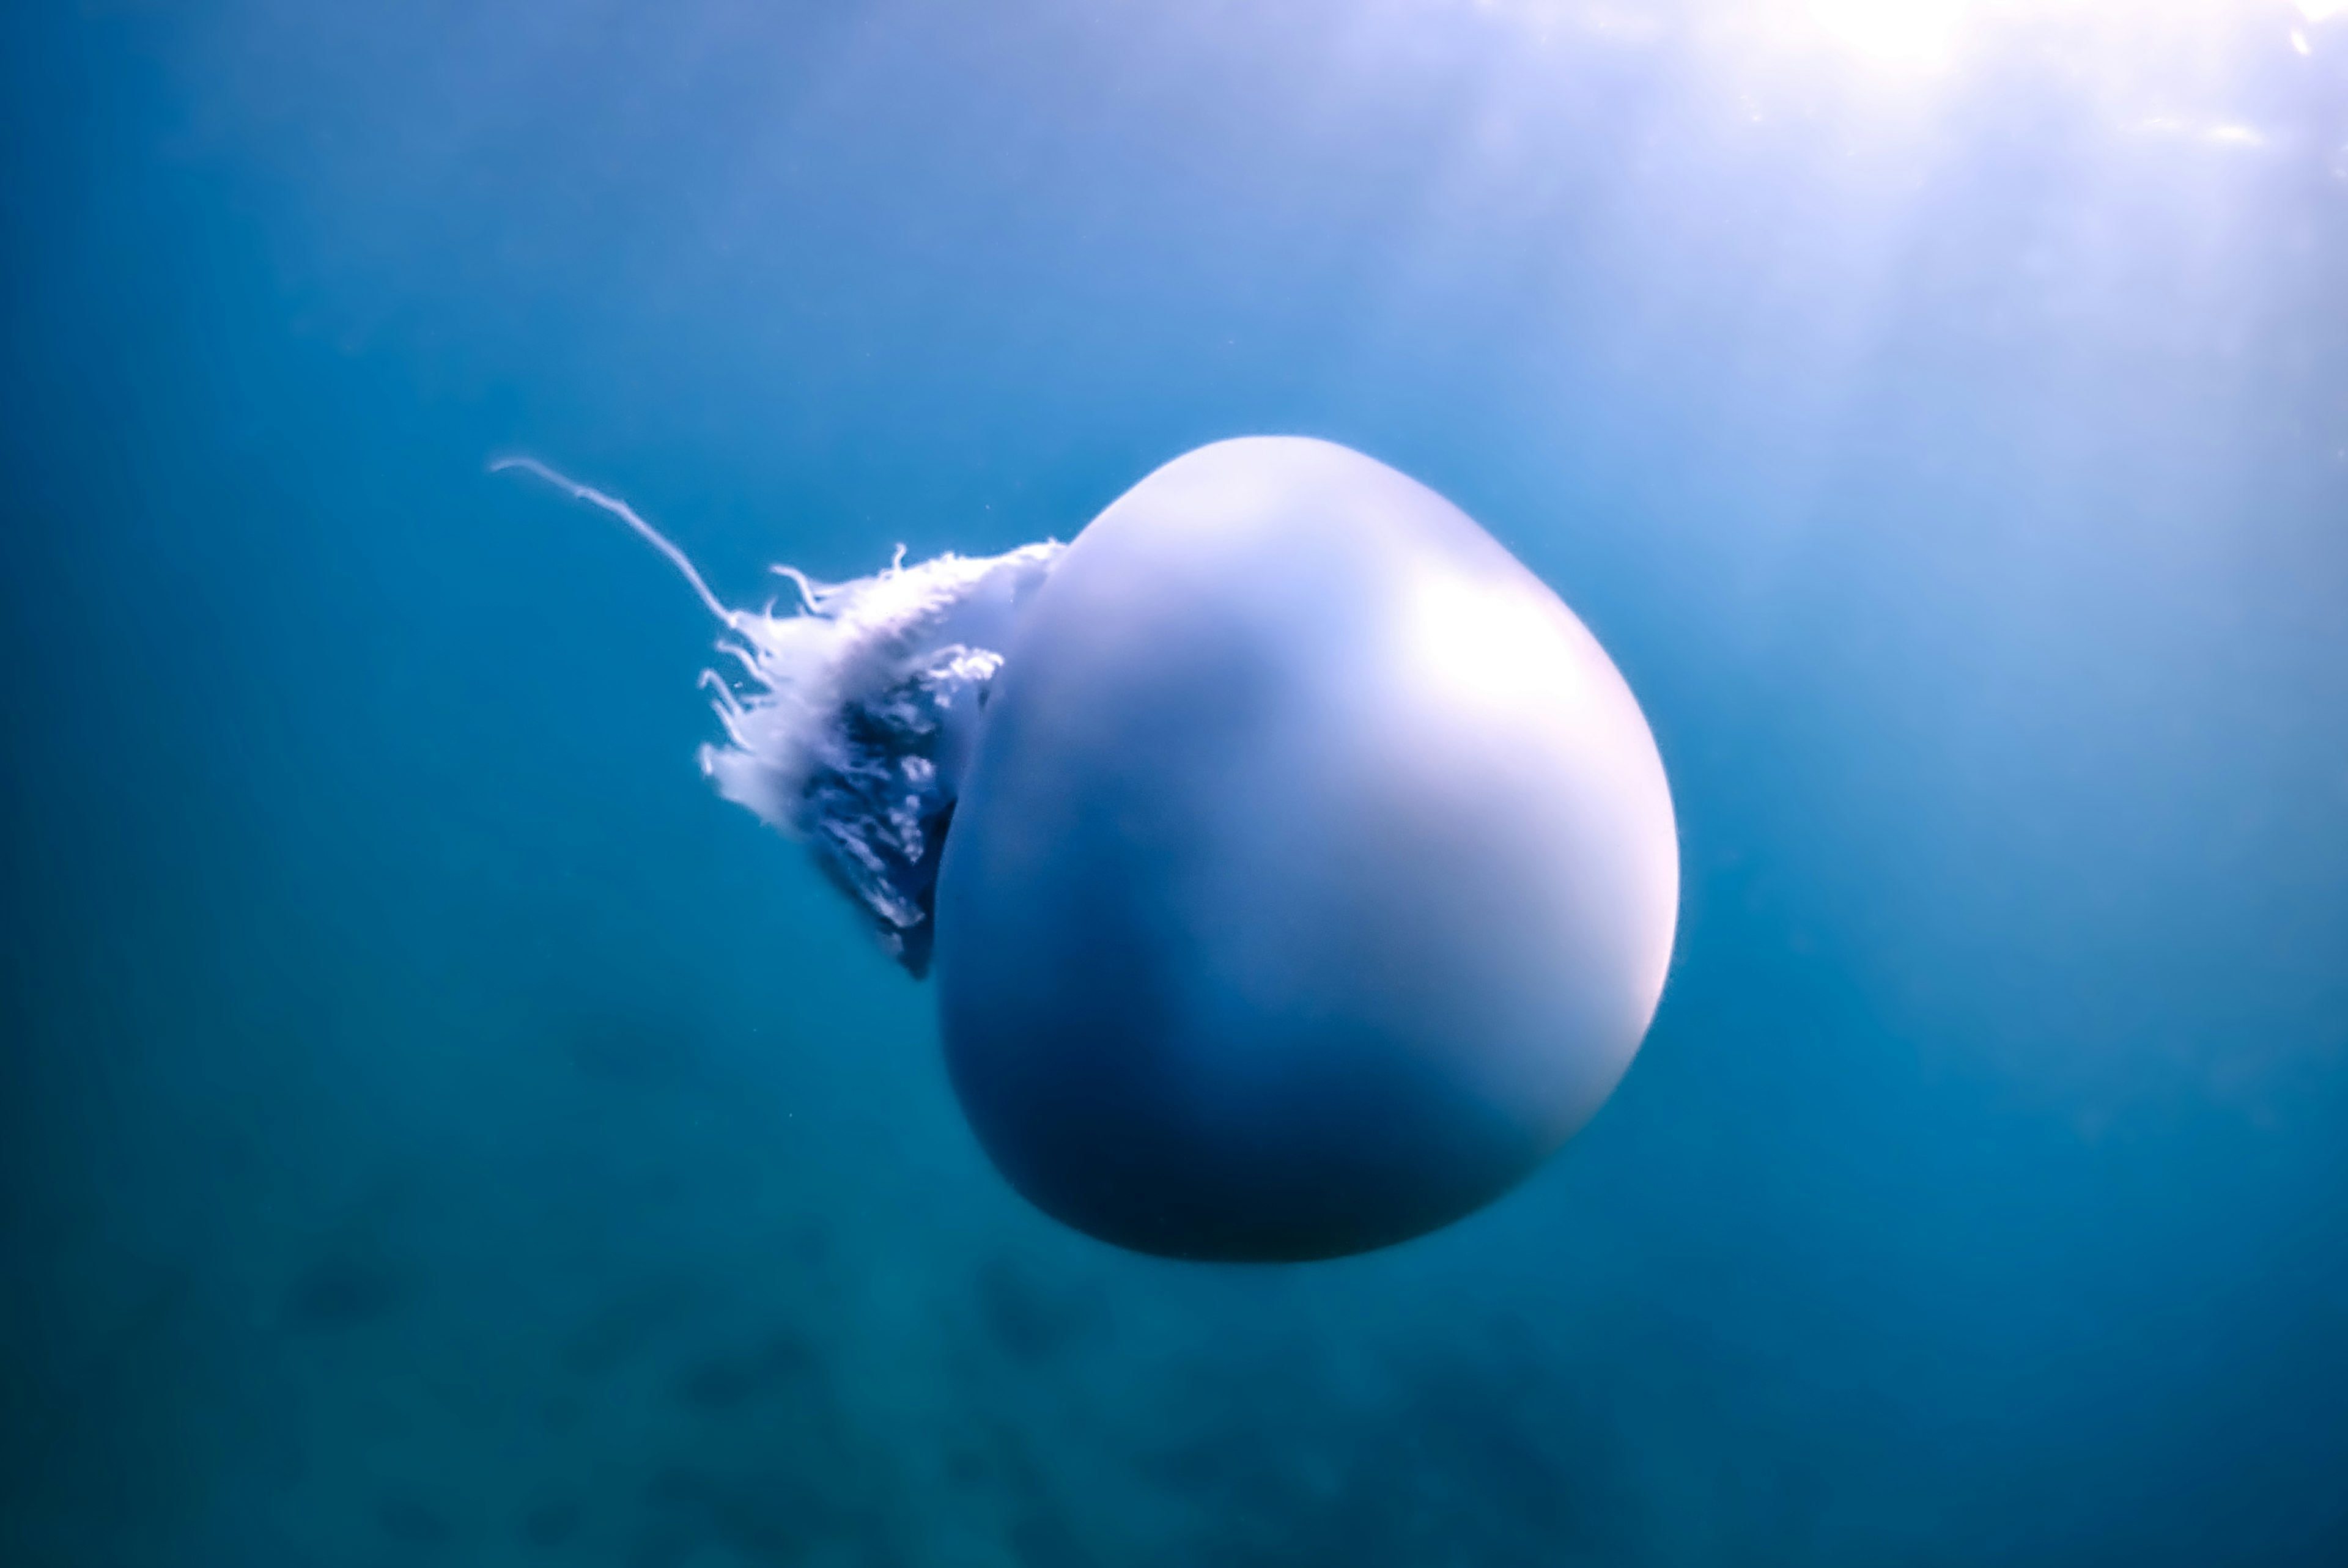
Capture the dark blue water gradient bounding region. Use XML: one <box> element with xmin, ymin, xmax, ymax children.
<box><xmin>4</xmin><ymin>2</ymin><xmax>2345</xmax><ymax>1562</ymax></box>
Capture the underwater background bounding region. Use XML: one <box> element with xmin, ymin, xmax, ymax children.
<box><xmin>4</xmin><ymin>1</ymin><xmax>2346</xmax><ymax>1562</ymax></box>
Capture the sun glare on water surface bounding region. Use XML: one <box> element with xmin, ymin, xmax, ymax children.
<box><xmin>1805</xmin><ymin>0</ymin><xmax>1979</xmax><ymax>62</ymax></box>
<box><xmin>1795</xmin><ymin>0</ymin><xmax>2348</xmax><ymax>66</ymax></box>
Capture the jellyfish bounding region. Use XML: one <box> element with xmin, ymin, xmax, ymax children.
<box><xmin>502</xmin><ymin>438</ymin><xmax>1678</xmax><ymax>1261</ymax></box>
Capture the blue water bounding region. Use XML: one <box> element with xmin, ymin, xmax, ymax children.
<box><xmin>4</xmin><ymin>2</ymin><xmax>2344</xmax><ymax>1562</ymax></box>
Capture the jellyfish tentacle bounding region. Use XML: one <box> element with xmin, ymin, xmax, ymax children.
<box><xmin>506</xmin><ymin>451</ymin><xmax>1065</xmax><ymax>973</ymax></box>
<box><xmin>770</xmin><ymin>564</ymin><xmax>826</xmax><ymax>614</ymax></box>
<box><xmin>492</xmin><ymin>456</ymin><xmax>743</xmax><ymax>629</ymax></box>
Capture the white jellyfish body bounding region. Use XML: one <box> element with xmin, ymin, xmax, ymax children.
<box><xmin>509</xmin><ymin>437</ymin><xmax>1678</xmax><ymax>1260</ymax></box>
<box><xmin>938</xmin><ymin>439</ymin><xmax>1677</xmax><ymax>1258</ymax></box>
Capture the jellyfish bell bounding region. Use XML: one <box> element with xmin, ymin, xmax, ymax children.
<box><xmin>937</xmin><ymin>438</ymin><xmax>1677</xmax><ymax>1259</ymax></box>
<box><xmin>504</xmin><ymin>437</ymin><xmax>1678</xmax><ymax>1261</ymax></box>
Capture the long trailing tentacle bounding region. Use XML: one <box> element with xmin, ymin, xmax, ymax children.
<box><xmin>493</xmin><ymin>456</ymin><xmax>745</xmax><ymax>630</ymax></box>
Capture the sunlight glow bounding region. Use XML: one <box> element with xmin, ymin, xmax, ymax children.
<box><xmin>1784</xmin><ymin>0</ymin><xmax>2341</xmax><ymax>73</ymax></box>
<box><xmin>1466</xmin><ymin>0</ymin><xmax>2339</xmax><ymax>75</ymax></box>
<box><xmin>1806</xmin><ymin>0</ymin><xmax>1977</xmax><ymax>63</ymax></box>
